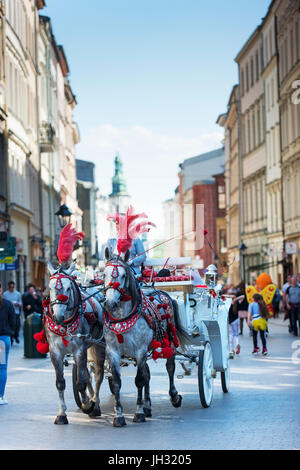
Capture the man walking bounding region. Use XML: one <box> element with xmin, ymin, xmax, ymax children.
<box><xmin>3</xmin><ymin>281</ymin><xmax>22</xmax><ymax>344</ymax></box>
<box><xmin>286</xmin><ymin>276</ymin><xmax>300</xmax><ymax>336</ymax></box>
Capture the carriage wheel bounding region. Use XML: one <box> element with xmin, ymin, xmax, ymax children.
<box><xmin>198</xmin><ymin>341</ymin><xmax>214</xmax><ymax>408</ymax></box>
<box><xmin>221</xmin><ymin>357</ymin><xmax>230</xmax><ymax>393</ymax></box>
<box><xmin>72</xmin><ymin>363</ymin><xmax>95</xmax><ymax>409</ymax></box>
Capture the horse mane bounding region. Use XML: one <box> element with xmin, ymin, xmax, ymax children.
<box><xmin>107</xmin><ymin>254</ymin><xmax>141</xmax><ymax>305</ymax></box>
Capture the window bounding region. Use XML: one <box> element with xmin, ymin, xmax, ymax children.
<box><xmin>219</xmin><ymin>229</ymin><xmax>227</xmax><ymax>253</ymax></box>
<box><xmin>257</xmin><ymin>108</ymin><xmax>261</xmax><ymax>144</ymax></box>
<box><xmin>246</xmin><ymin>63</ymin><xmax>249</xmax><ymax>91</ymax></box>
<box><xmin>218</xmin><ymin>185</ymin><xmax>226</xmax><ymax>210</ymax></box>
<box><xmin>255</xmin><ymin>51</ymin><xmax>259</xmax><ymax>81</ymax></box>
<box><xmin>241</xmin><ymin>69</ymin><xmax>245</xmax><ymax>96</ymax></box>
<box><xmin>247</xmin><ymin>115</ymin><xmax>251</xmax><ymax>152</ymax></box>
<box><xmin>291</xmin><ymin>29</ymin><xmax>294</xmax><ymax>69</ymax></box>
<box><xmin>296</xmin><ymin>21</ymin><xmax>300</xmax><ymax>62</ymax></box>
<box><xmin>252</xmin><ymin>111</ymin><xmax>256</xmax><ymax>148</ymax></box>
<box><xmin>251</xmin><ymin>57</ymin><xmax>254</xmax><ymax>87</ymax></box>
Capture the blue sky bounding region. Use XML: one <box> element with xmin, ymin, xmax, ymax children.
<box><xmin>43</xmin><ymin>0</ymin><xmax>271</xmax><ymax>235</ymax></box>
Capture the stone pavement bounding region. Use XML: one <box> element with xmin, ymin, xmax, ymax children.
<box><xmin>0</xmin><ymin>315</ymin><xmax>299</xmax><ymax>450</ymax></box>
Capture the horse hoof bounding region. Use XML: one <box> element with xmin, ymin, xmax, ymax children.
<box><xmin>89</xmin><ymin>407</ymin><xmax>101</xmax><ymax>418</ymax></box>
<box><xmin>143</xmin><ymin>407</ymin><xmax>152</xmax><ymax>417</ymax></box>
<box><xmin>133</xmin><ymin>413</ymin><xmax>146</xmax><ymax>423</ymax></box>
<box><xmin>171</xmin><ymin>394</ymin><xmax>182</xmax><ymax>408</ymax></box>
<box><xmin>54</xmin><ymin>415</ymin><xmax>68</xmax><ymax>425</ymax></box>
<box><xmin>81</xmin><ymin>400</ymin><xmax>95</xmax><ymax>415</ymax></box>
<box><xmin>113</xmin><ymin>416</ymin><xmax>127</xmax><ymax>427</ymax></box>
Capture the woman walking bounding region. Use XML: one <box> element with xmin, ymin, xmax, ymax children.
<box><xmin>236</xmin><ymin>281</ymin><xmax>249</xmax><ymax>335</ymax></box>
<box><xmin>248</xmin><ymin>293</ymin><xmax>269</xmax><ymax>355</ymax></box>
<box><xmin>0</xmin><ymin>282</ymin><xmax>16</xmax><ymax>405</ymax></box>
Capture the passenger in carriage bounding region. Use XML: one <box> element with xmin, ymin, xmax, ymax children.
<box><xmin>101</xmin><ymin>214</ymin><xmax>147</xmax><ymax>276</ymax></box>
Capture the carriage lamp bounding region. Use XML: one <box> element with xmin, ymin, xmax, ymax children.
<box><xmin>204</xmin><ymin>264</ymin><xmax>218</xmax><ymax>288</ymax></box>
<box><xmin>55</xmin><ymin>204</ymin><xmax>72</xmax><ymax>228</ymax></box>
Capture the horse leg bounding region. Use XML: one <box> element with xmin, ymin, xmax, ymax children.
<box><xmin>50</xmin><ymin>350</ymin><xmax>68</xmax><ymax>425</ymax></box>
<box><xmin>107</xmin><ymin>349</ymin><xmax>126</xmax><ymax>427</ymax></box>
<box><xmin>74</xmin><ymin>349</ymin><xmax>95</xmax><ymax>415</ymax></box>
<box><xmin>133</xmin><ymin>352</ymin><xmax>151</xmax><ymax>422</ymax></box>
<box><xmin>166</xmin><ymin>355</ymin><xmax>182</xmax><ymax>408</ymax></box>
<box><xmin>89</xmin><ymin>348</ymin><xmax>105</xmax><ymax>418</ymax></box>
<box><xmin>143</xmin><ymin>363</ymin><xmax>152</xmax><ymax>418</ymax></box>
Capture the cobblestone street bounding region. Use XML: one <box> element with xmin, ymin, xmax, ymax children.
<box><xmin>0</xmin><ymin>316</ymin><xmax>299</xmax><ymax>450</ymax></box>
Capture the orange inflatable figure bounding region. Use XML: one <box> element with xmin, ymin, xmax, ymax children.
<box><xmin>246</xmin><ymin>273</ymin><xmax>276</xmax><ymax>317</ymax></box>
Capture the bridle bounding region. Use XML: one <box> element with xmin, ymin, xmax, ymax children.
<box><xmin>103</xmin><ymin>259</ymin><xmax>141</xmax><ymax>323</ymax></box>
<box><xmin>48</xmin><ymin>271</ymin><xmax>83</xmax><ymax>325</ymax></box>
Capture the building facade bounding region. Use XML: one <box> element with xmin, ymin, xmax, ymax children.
<box><xmin>0</xmin><ymin>1</ymin><xmax>81</xmax><ymax>291</ymax></box>
<box><xmin>165</xmin><ymin>147</ymin><xmax>226</xmax><ymax>272</ymax></box>
<box><xmin>235</xmin><ymin>24</ymin><xmax>268</xmax><ymax>285</ymax></box>
<box><xmin>276</xmin><ymin>0</ymin><xmax>300</xmax><ymax>276</ymax></box>
<box><xmin>76</xmin><ymin>159</ymin><xmax>98</xmax><ymax>267</ymax></box>
<box><xmin>217</xmin><ymin>85</ymin><xmax>241</xmax><ymax>285</ymax></box>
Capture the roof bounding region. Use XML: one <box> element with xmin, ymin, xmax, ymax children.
<box><xmin>180</xmin><ymin>147</ymin><xmax>225</xmax><ymax>192</ymax></box>
<box><xmin>76</xmin><ymin>159</ymin><xmax>95</xmax><ymax>184</ymax></box>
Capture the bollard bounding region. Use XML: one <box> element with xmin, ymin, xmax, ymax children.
<box><xmin>23</xmin><ymin>313</ymin><xmax>47</xmax><ymax>359</ymax></box>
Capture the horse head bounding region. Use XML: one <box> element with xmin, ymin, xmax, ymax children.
<box><xmin>103</xmin><ymin>248</ymin><xmax>139</xmax><ymax>313</ymax></box>
<box><xmin>47</xmin><ymin>262</ymin><xmax>79</xmax><ymax>325</ymax></box>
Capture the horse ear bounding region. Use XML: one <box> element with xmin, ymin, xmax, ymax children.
<box><xmin>66</xmin><ymin>262</ymin><xmax>76</xmax><ymax>275</ymax></box>
<box><xmin>47</xmin><ymin>261</ymin><xmax>55</xmax><ymax>275</ymax></box>
<box><xmin>124</xmin><ymin>249</ymin><xmax>130</xmax><ymax>263</ymax></box>
<box><xmin>105</xmin><ymin>247</ymin><xmax>111</xmax><ymax>261</ymax></box>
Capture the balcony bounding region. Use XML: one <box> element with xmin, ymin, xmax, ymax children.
<box><xmin>40</xmin><ymin>122</ymin><xmax>56</xmax><ymax>153</ymax></box>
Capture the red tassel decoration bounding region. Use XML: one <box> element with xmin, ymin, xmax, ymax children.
<box><xmin>117</xmin><ymin>334</ymin><xmax>124</xmax><ymax>344</ymax></box>
<box><xmin>58</xmin><ymin>294</ymin><xmax>69</xmax><ymax>302</ymax></box>
<box><xmin>36</xmin><ymin>342</ymin><xmax>49</xmax><ymax>354</ymax></box>
<box><xmin>42</xmin><ymin>298</ymin><xmax>50</xmax><ymax>309</ymax></box>
<box><xmin>151</xmin><ymin>339</ymin><xmax>161</xmax><ymax>349</ymax></box>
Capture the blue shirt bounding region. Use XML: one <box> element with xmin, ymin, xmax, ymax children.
<box><xmin>249</xmin><ymin>302</ymin><xmax>261</xmax><ymax>320</ymax></box>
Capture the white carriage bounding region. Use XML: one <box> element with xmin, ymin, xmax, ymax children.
<box><xmin>143</xmin><ymin>257</ymin><xmax>232</xmax><ymax>408</ymax></box>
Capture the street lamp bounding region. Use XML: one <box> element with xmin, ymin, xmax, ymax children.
<box><xmin>82</xmin><ymin>239</ymin><xmax>90</xmax><ymax>267</ymax></box>
<box><xmin>239</xmin><ymin>242</ymin><xmax>247</xmax><ymax>282</ymax></box>
<box><xmin>55</xmin><ymin>204</ymin><xmax>72</xmax><ymax>228</ymax></box>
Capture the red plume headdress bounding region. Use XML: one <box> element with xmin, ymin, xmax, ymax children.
<box><xmin>57</xmin><ymin>224</ymin><xmax>85</xmax><ymax>264</ymax></box>
<box><xmin>107</xmin><ymin>205</ymin><xmax>156</xmax><ymax>255</ymax></box>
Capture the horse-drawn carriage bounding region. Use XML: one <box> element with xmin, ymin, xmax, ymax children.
<box><xmin>71</xmin><ymin>257</ymin><xmax>231</xmax><ymax>412</ymax></box>
<box><xmin>40</xmin><ymin>215</ymin><xmax>232</xmax><ymax>426</ymax></box>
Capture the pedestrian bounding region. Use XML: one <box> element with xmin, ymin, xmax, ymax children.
<box><xmin>235</xmin><ymin>281</ymin><xmax>249</xmax><ymax>335</ymax></box>
<box><xmin>22</xmin><ymin>284</ymin><xmax>43</xmax><ymax>319</ymax></box>
<box><xmin>102</xmin><ymin>211</ymin><xmax>147</xmax><ymax>276</ymax></box>
<box><xmin>282</xmin><ymin>275</ymin><xmax>292</xmax><ymax>332</ymax></box>
<box><xmin>3</xmin><ymin>281</ymin><xmax>22</xmax><ymax>344</ymax></box>
<box><xmin>285</xmin><ymin>276</ymin><xmax>300</xmax><ymax>336</ymax></box>
<box><xmin>0</xmin><ymin>282</ymin><xmax>16</xmax><ymax>405</ymax></box>
<box><xmin>272</xmin><ymin>287</ymin><xmax>282</xmax><ymax>319</ymax></box>
<box><xmin>228</xmin><ymin>295</ymin><xmax>245</xmax><ymax>356</ymax></box>
<box><xmin>248</xmin><ymin>293</ymin><xmax>269</xmax><ymax>355</ymax></box>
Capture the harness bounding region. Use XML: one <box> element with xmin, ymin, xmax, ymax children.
<box><xmin>43</xmin><ymin>271</ymin><xmax>104</xmax><ymax>348</ymax></box>
<box><xmin>103</xmin><ymin>259</ymin><xmax>179</xmax><ymax>354</ymax></box>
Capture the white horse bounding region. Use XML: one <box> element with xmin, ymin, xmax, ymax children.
<box><xmin>103</xmin><ymin>249</ymin><xmax>182</xmax><ymax>427</ymax></box>
<box><xmin>45</xmin><ymin>261</ymin><xmax>105</xmax><ymax>424</ymax></box>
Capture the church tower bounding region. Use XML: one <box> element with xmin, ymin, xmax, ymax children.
<box><xmin>110</xmin><ymin>154</ymin><xmax>129</xmax><ymax>198</ymax></box>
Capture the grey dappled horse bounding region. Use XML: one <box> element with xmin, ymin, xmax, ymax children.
<box><xmin>46</xmin><ymin>261</ymin><xmax>105</xmax><ymax>424</ymax></box>
<box><xmin>103</xmin><ymin>248</ymin><xmax>182</xmax><ymax>427</ymax></box>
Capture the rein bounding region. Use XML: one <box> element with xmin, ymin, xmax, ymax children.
<box><xmin>48</xmin><ymin>272</ymin><xmax>83</xmax><ymax>325</ymax></box>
